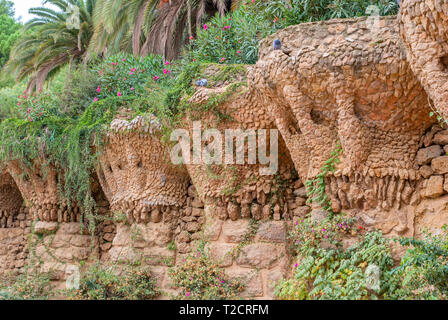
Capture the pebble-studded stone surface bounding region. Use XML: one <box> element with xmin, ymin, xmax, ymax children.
<box><xmin>253</xmin><ymin>16</ymin><xmax>434</xmax><ymax>212</ymax></box>
<box><xmin>97</xmin><ymin>114</ymin><xmax>190</xmax><ymax>219</ymax></box>
<box><xmin>399</xmin><ymin>0</ymin><xmax>448</xmax><ymax>120</ymax></box>
<box><xmin>3</xmin><ymin>13</ymin><xmax>448</xmax><ymax>298</ymax></box>
<box><xmin>183</xmin><ymin>71</ymin><xmax>299</xmax><ymax>222</ymax></box>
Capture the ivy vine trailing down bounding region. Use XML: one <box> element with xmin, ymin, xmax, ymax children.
<box><xmin>0</xmin><ymin>50</ymin><xmax>251</xmax><ymax>240</ymax></box>
<box><xmin>305</xmin><ymin>143</ymin><xmax>343</xmax><ymax>214</ymax></box>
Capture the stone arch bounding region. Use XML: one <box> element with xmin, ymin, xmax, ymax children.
<box><xmin>90</xmin><ymin>172</ymin><xmax>115</xmax><ymax>260</ymax></box>
<box><xmin>0</xmin><ymin>170</ymin><xmax>30</xmax><ymax>275</ymax></box>
<box><xmin>0</xmin><ymin>171</ymin><xmax>28</xmax><ymax>228</ymax></box>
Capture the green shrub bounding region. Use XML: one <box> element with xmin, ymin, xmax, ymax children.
<box><xmin>93</xmin><ymin>53</ymin><xmax>171</xmax><ymax>99</ymax></box>
<box><xmin>186</xmin><ymin>0</ymin><xmax>398</xmax><ymax>66</ymax></box>
<box><xmin>275</xmin><ymin>216</ymin><xmax>395</xmax><ymax>300</ymax></box>
<box><xmin>54</xmin><ymin>66</ymin><xmax>99</xmax><ymax>118</ymax></box>
<box><xmin>0</xmin><ymin>268</ymin><xmax>54</xmax><ymax>300</ymax></box>
<box><xmin>272</xmin><ymin>0</ymin><xmax>398</xmax><ymax>26</ymax></box>
<box><xmin>0</xmin><ymin>80</ymin><xmax>25</xmax><ymax>121</ymax></box>
<box><xmin>168</xmin><ymin>241</ymin><xmax>244</xmax><ymax>300</ymax></box>
<box><xmin>386</xmin><ymin>227</ymin><xmax>448</xmax><ymax>300</ymax></box>
<box><xmin>67</xmin><ymin>263</ymin><xmax>160</xmax><ymax>300</ymax></box>
<box><xmin>187</xmin><ymin>2</ymin><xmax>278</xmax><ymax>65</ymax></box>
<box><xmin>17</xmin><ymin>91</ymin><xmax>59</xmax><ymax>122</ymax></box>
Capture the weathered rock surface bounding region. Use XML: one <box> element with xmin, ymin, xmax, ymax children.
<box><xmin>3</xmin><ymin>13</ymin><xmax>448</xmax><ymax>300</ymax></box>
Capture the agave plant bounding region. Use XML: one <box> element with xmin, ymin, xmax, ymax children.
<box><xmin>6</xmin><ymin>0</ymin><xmax>95</xmax><ymax>92</ymax></box>
<box><xmin>90</xmin><ymin>0</ymin><xmax>229</xmax><ymax>60</ymax></box>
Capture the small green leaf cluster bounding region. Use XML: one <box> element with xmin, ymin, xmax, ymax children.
<box><xmin>66</xmin><ymin>263</ymin><xmax>160</xmax><ymax>300</ymax></box>
<box><xmin>168</xmin><ymin>241</ymin><xmax>244</xmax><ymax>300</ymax></box>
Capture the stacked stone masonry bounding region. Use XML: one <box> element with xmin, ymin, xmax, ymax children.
<box><xmin>3</xmin><ymin>12</ymin><xmax>448</xmax><ymax>298</ymax></box>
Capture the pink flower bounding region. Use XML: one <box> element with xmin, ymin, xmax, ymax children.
<box><xmin>130</xmin><ymin>87</ymin><xmax>134</xmax><ymax>91</ymax></box>
<box><xmin>122</xmin><ymin>58</ymin><xmax>126</xmax><ymax>61</ymax></box>
<box><xmin>17</xmin><ymin>102</ymin><xmax>21</xmax><ymax>106</ymax></box>
<box><xmin>295</xmin><ymin>263</ymin><xmax>298</xmax><ymax>268</ymax></box>
<box><xmin>203</xmin><ymin>24</ymin><xmax>208</xmax><ymax>30</ymax></box>
<box><xmin>118</xmin><ymin>92</ymin><xmax>122</xmax><ymax>97</ymax></box>
<box><xmin>96</xmin><ymin>86</ymin><xmax>101</xmax><ymax>93</ymax></box>
<box><xmin>186</xmin><ymin>292</ymin><xmax>191</xmax><ymax>297</ymax></box>
<box><xmin>163</xmin><ymin>69</ymin><xmax>168</xmax><ymax>74</ymax></box>
<box><xmin>220</xmin><ymin>57</ymin><xmax>226</xmax><ymax>63</ymax></box>
<box><xmin>93</xmin><ymin>97</ymin><xmax>98</xmax><ymax>102</ymax></box>
<box><xmin>165</xmin><ymin>61</ymin><xmax>170</xmax><ymax>65</ymax></box>
<box><xmin>189</xmin><ymin>36</ymin><xmax>194</xmax><ymax>40</ymax></box>
<box><xmin>129</xmin><ymin>72</ymin><xmax>134</xmax><ymax>75</ymax></box>
<box><xmin>153</xmin><ymin>76</ymin><xmax>159</xmax><ymax>81</ymax></box>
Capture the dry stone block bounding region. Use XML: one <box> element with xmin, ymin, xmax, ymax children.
<box><xmin>432</xmin><ymin>156</ymin><xmax>448</xmax><ymax>174</ymax></box>
<box><xmin>70</xmin><ymin>235</ymin><xmax>92</xmax><ymax>247</ymax></box>
<box><xmin>255</xmin><ymin>221</ymin><xmax>286</xmax><ymax>243</ymax></box>
<box><xmin>203</xmin><ymin>219</ymin><xmax>223</xmax><ymax>241</ymax></box>
<box><xmin>294</xmin><ymin>187</ymin><xmax>308</xmax><ymax>198</ymax></box>
<box><xmin>223</xmin><ymin>220</ymin><xmax>250</xmax><ymax>243</ymax></box>
<box><xmin>433</xmin><ymin>131</ymin><xmax>448</xmax><ymax>145</ymax></box>
<box><xmin>311</xmin><ymin>209</ymin><xmax>328</xmax><ymax>223</ymax></box>
<box><xmin>417</xmin><ymin>145</ymin><xmax>443</xmax><ymax>165</ymax></box>
<box><xmin>71</xmin><ymin>247</ymin><xmax>91</xmax><ymax>260</ymax></box>
<box><xmin>422</xmin><ymin>176</ymin><xmax>445</xmax><ymax>199</ymax></box>
<box><xmin>419</xmin><ymin>165</ymin><xmax>434</xmax><ymax>179</ymax></box>
<box><xmin>59</xmin><ymin>223</ymin><xmax>83</xmax><ymax>235</ymax></box>
<box><xmin>143</xmin><ymin>247</ymin><xmax>175</xmax><ymax>266</ymax></box>
<box><xmin>185</xmin><ymin>222</ymin><xmax>201</xmax><ymax>233</ymax></box>
<box><xmin>236</xmin><ymin>243</ymin><xmax>281</xmax><ymax>269</ymax></box>
<box><xmin>108</xmin><ymin>246</ymin><xmax>141</xmax><ymax>264</ymax></box>
<box><xmin>112</xmin><ymin>224</ymin><xmax>131</xmax><ymax>246</ymax></box>
<box><xmin>50</xmin><ymin>234</ymin><xmax>71</xmax><ymax>249</ymax></box>
<box><xmin>209</xmin><ymin>242</ymin><xmax>235</xmax><ymax>267</ymax></box>
<box><xmin>443</xmin><ymin>175</ymin><xmax>448</xmax><ymax>194</ymax></box>
<box><xmin>294</xmin><ymin>206</ymin><xmax>311</xmax><ymax>217</ymax></box>
<box><xmin>34</xmin><ymin>221</ymin><xmax>58</xmax><ymax>235</ymax></box>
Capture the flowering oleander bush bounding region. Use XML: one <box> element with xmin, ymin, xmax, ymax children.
<box><xmin>16</xmin><ymin>91</ymin><xmax>58</xmax><ymax>122</ymax></box>
<box><xmin>168</xmin><ymin>241</ymin><xmax>244</xmax><ymax>300</ymax></box>
<box><xmin>186</xmin><ymin>1</ymin><xmax>279</xmax><ymax>65</ymax></box>
<box><xmin>93</xmin><ymin>53</ymin><xmax>172</xmax><ymax>100</ymax></box>
<box><xmin>67</xmin><ymin>263</ymin><xmax>160</xmax><ymax>300</ymax></box>
<box><xmin>275</xmin><ymin>216</ymin><xmax>395</xmax><ymax>300</ymax></box>
<box><xmin>0</xmin><ymin>81</ymin><xmax>24</xmax><ymax>121</ymax></box>
<box><xmin>185</xmin><ymin>0</ymin><xmax>398</xmax><ymax>66</ymax></box>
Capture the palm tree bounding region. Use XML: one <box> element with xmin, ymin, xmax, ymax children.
<box><xmin>6</xmin><ymin>0</ymin><xmax>95</xmax><ymax>92</ymax></box>
<box><xmin>90</xmin><ymin>0</ymin><xmax>229</xmax><ymax>60</ymax></box>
